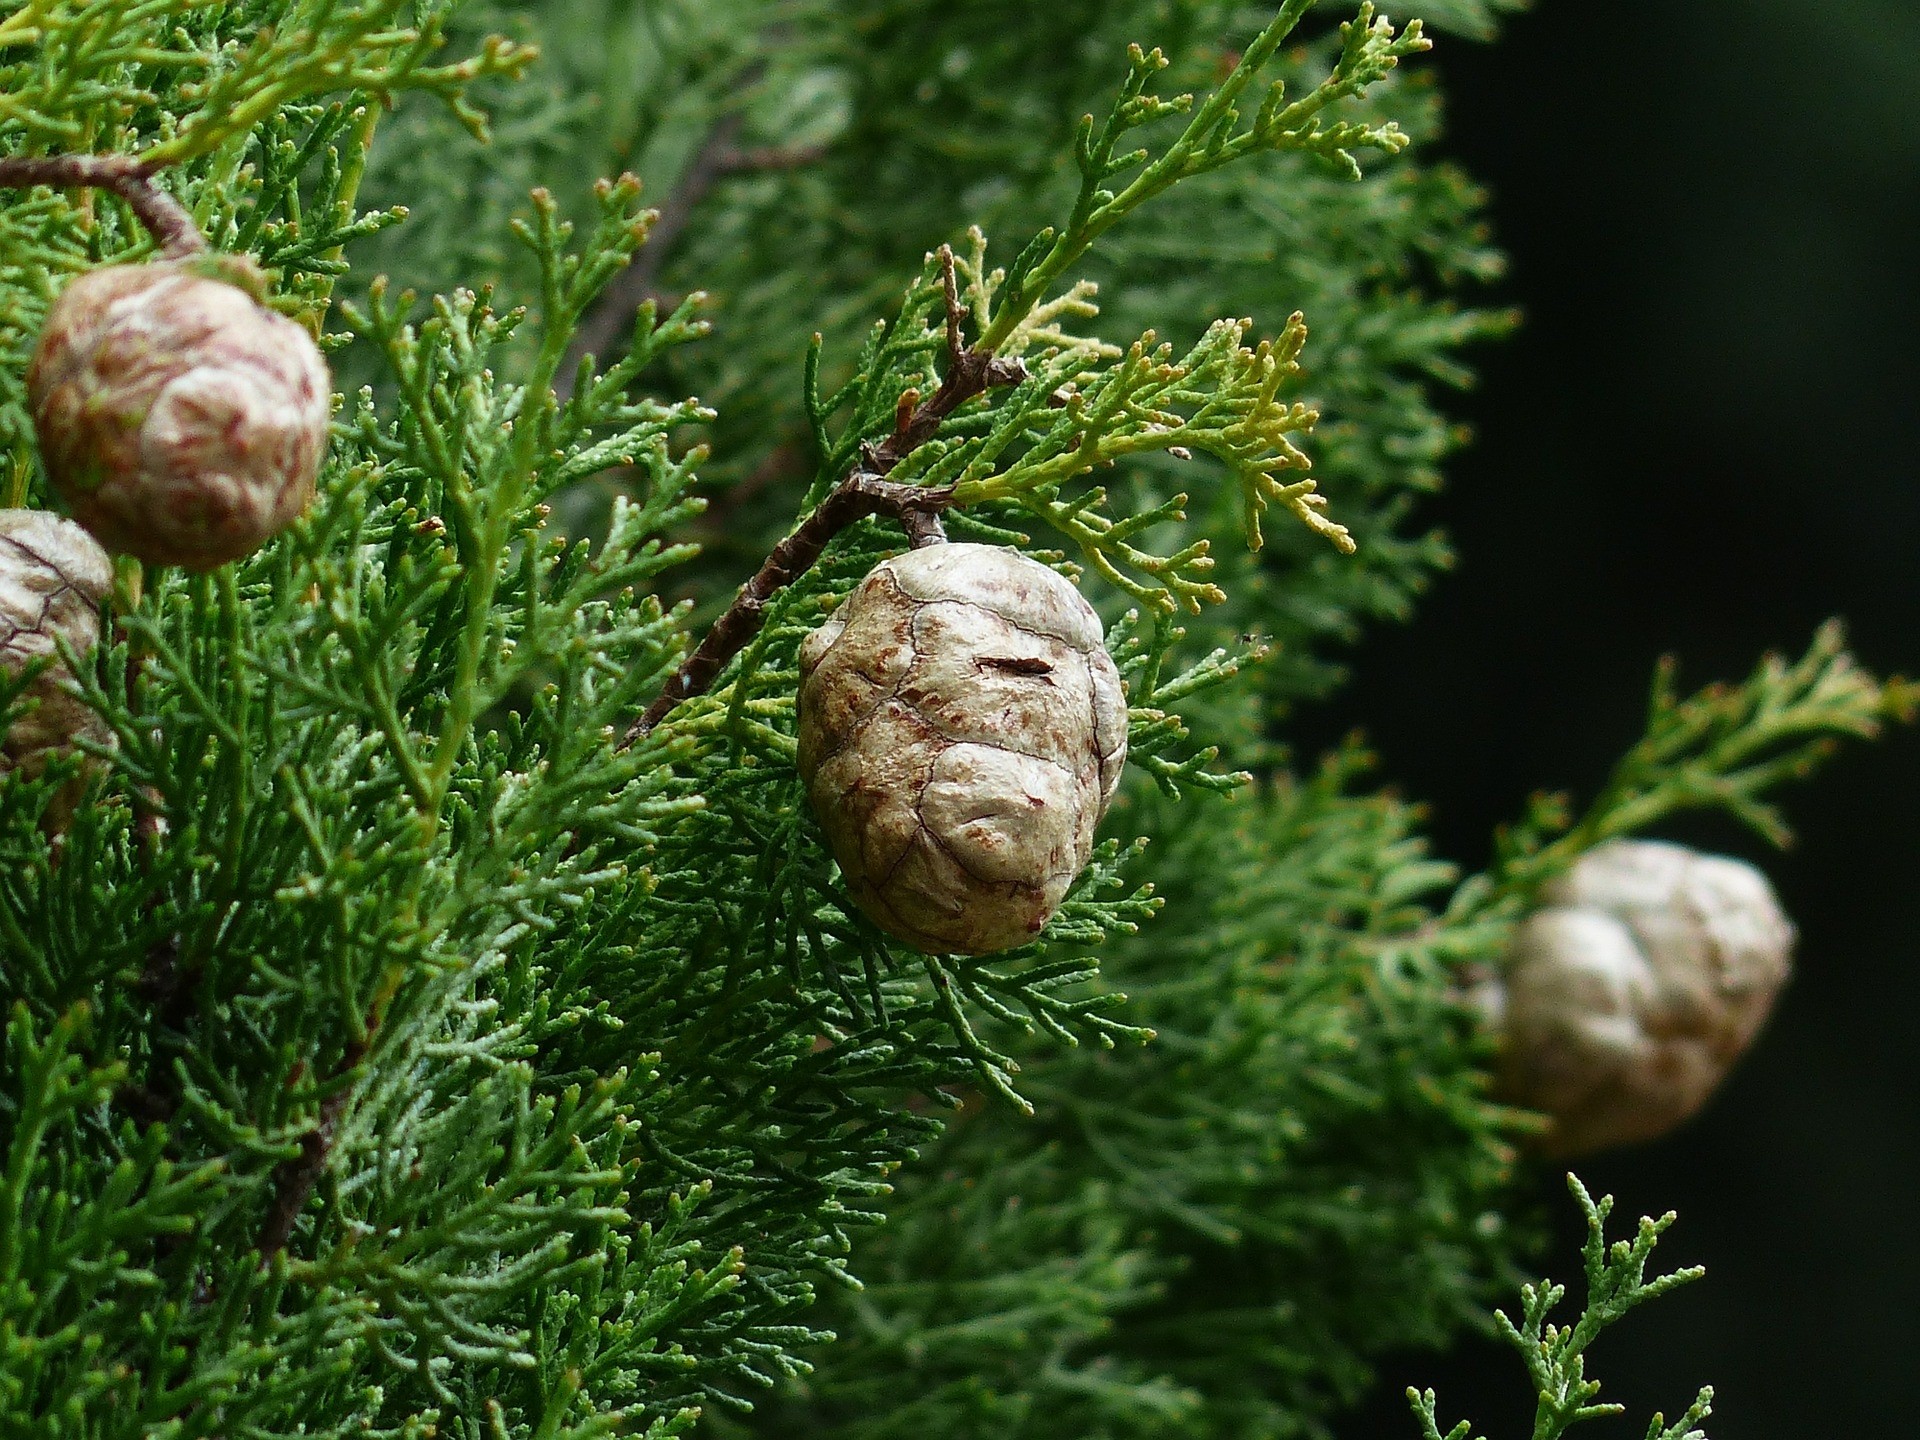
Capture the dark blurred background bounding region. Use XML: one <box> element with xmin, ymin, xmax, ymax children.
<box><xmin>1326</xmin><ymin>1</ymin><xmax>1920</xmax><ymax>1435</ymax></box>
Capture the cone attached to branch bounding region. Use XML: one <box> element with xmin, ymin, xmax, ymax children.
<box><xmin>27</xmin><ymin>257</ymin><xmax>330</xmax><ymax>570</ymax></box>
<box><xmin>798</xmin><ymin>543</ymin><xmax>1128</xmax><ymax>955</ymax></box>
<box><xmin>1474</xmin><ymin>838</ymin><xmax>1795</xmax><ymax>1156</ymax></box>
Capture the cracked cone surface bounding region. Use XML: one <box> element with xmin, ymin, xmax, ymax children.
<box><xmin>798</xmin><ymin>543</ymin><xmax>1127</xmax><ymax>955</ymax></box>
<box><xmin>0</xmin><ymin>509</ymin><xmax>113</xmax><ymax>827</ymax></box>
<box><xmin>28</xmin><ymin>260</ymin><xmax>330</xmax><ymax>570</ymax></box>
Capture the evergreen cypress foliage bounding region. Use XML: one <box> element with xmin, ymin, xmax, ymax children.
<box><xmin>1410</xmin><ymin>1176</ymin><xmax>1720</xmax><ymax>1440</ymax></box>
<box><xmin>0</xmin><ymin>3</ymin><xmax>1902</xmax><ymax>1438</ymax></box>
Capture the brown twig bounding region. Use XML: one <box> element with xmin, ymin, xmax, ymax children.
<box><xmin>0</xmin><ymin>153</ymin><xmax>206</xmax><ymax>257</ymax></box>
<box><xmin>135</xmin><ymin>934</ymin><xmax>199</xmax><ymax>1033</ymax></box>
<box><xmin>255</xmin><ymin>1033</ymin><xmax>370</xmax><ymax>1261</ymax></box>
<box><xmin>558</xmin><ymin>116</ymin><xmax>833</xmax><ymax>403</ymax></box>
<box><xmin>713</xmin><ymin>142</ymin><xmax>827</xmax><ymax>174</ymax></box>
<box><xmin>860</xmin><ymin>245</ymin><xmax>1029</xmax><ymax>463</ymax></box>
<box><xmin>622</xmin><ymin>247</ymin><xmax>1026</xmax><ymax>745</ymax></box>
<box><xmin>623</xmin><ymin>474</ymin><xmax>956</xmax><ymax>744</ymax></box>
<box><xmin>557</xmin><ymin>115</ymin><xmax>745</xmax><ymax>402</ymax></box>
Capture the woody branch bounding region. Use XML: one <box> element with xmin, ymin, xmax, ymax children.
<box><xmin>0</xmin><ymin>152</ymin><xmax>206</xmax><ymax>257</ymax></box>
<box><xmin>622</xmin><ymin>245</ymin><xmax>1027</xmax><ymax>745</ymax></box>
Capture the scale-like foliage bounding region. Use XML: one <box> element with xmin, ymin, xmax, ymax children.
<box><xmin>1411</xmin><ymin>1177</ymin><xmax>1717</xmax><ymax>1440</ymax></box>
<box><xmin>736</xmin><ymin>628</ymin><xmax>1904</xmax><ymax>1440</ymax></box>
<box><xmin>0</xmin><ymin>1</ymin><xmax>1901</xmax><ymax>1438</ymax></box>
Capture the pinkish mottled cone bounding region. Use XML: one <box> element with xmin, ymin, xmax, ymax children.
<box><xmin>797</xmin><ymin>543</ymin><xmax>1128</xmax><ymax>955</ymax></box>
<box><xmin>27</xmin><ymin>259</ymin><xmax>330</xmax><ymax>570</ymax></box>
<box><xmin>1469</xmin><ymin>839</ymin><xmax>1795</xmax><ymax>1157</ymax></box>
<box><xmin>0</xmin><ymin>509</ymin><xmax>114</xmax><ymax>830</ymax></box>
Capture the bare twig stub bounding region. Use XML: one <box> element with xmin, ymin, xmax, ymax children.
<box><xmin>0</xmin><ymin>153</ymin><xmax>206</xmax><ymax>257</ymax></box>
<box><xmin>624</xmin><ymin>247</ymin><xmax>1027</xmax><ymax>745</ymax></box>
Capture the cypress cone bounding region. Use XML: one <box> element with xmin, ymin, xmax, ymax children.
<box><xmin>1476</xmin><ymin>838</ymin><xmax>1795</xmax><ymax>1156</ymax></box>
<box><xmin>27</xmin><ymin>257</ymin><xmax>330</xmax><ymax>570</ymax></box>
<box><xmin>797</xmin><ymin>543</ymin><xmax>1127</xmax><ymax>955</ymax></box>
<box><xmin>0</xmin><ymin>508</ymin><xmax>113</xmax><ymax>830</ymax></box>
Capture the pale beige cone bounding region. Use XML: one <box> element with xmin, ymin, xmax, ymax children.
<box><xmin>0</xmin><ymin>509</ymin><xmax>115</xmax><ymax>830</ymax></box>
<box><xmin>1472</xmin><ymin>838</ymin><xmax>1794</xmax><ymax>1156</ymax></box>
<box><xmin>797</xmin><ymin>543</ymin><xmax>1128</xmax><ymax>955</ymax></box>
<box><xmin>27</xmin><ymin>259</ymin><xmax>330</xmax><ymax>570</ymax></box>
